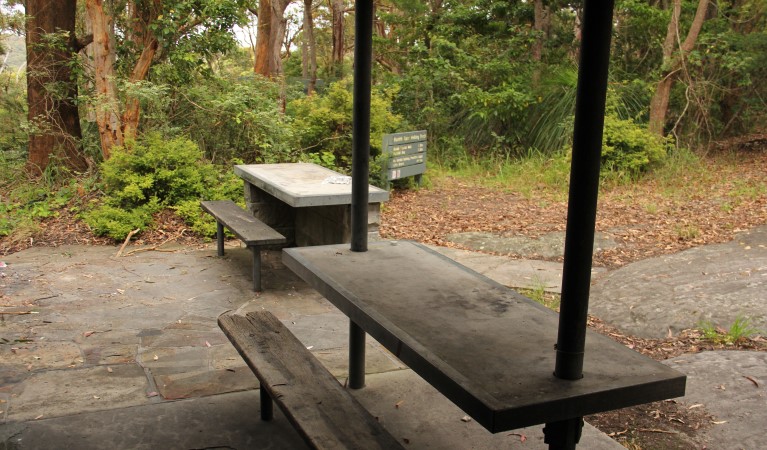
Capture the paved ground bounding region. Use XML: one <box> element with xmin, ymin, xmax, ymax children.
<box><xmin>1</xmin><ymin>226</ymin><xmax>766</xmax><ymax>449</ymax></box>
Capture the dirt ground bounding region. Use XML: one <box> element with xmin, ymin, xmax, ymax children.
<box><xmin>2</xmin><ymin>145</ymin><xmax>766</xmax><ymax>449</ymax></box>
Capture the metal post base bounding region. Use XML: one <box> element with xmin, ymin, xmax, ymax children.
<box><xmin>544</xmin><ymin>417</ymin><xmax>583</xmax><ymax>450</ymax></box>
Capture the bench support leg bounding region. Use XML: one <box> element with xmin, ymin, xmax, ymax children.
<box><xmin>216</xmin><ymin>222</ymin><xmax>225</xmax><ymax>256</ymax></box>
<box><xmin>260</xmin><ymin>383</ymin><xmax>274</xmax><ymax>421</ymax></box>
<box><xmin>251</xmin><ymin>246</ymin><xmax>262</xmax><ymax>291</ymax></box>
<box><xmin>348</xmin><ymin>320</ymin><xmax>366</xmax><ymax>389</ymax></box>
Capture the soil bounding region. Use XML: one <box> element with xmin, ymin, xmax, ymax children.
<box><xmin>1</xmin><ymin>144</ymin><xmax>766</xmax><ymax>449</ymax></box>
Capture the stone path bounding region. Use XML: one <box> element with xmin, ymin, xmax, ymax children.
<box><xmin>0</xmin><ymin>244</ymin><xmax>619</xmax><ymax>449</ymax></box>
<box><xmin>2</xmin><ymin>225</ymin><xmax>766</xmax><ymax>449</ymax></box>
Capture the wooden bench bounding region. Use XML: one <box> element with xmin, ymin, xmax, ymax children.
<box><xmin>218</xmin><ymin>311</ymin><xmax>404</xmax><ymax>450</ymax></box>
<box><xmin>200</xmin><ymin>200</ymin><xmax>286</xmax><ymax>291</ymax></box>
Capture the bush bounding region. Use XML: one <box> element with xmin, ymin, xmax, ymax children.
<box><xmin>288</xmin><ymin>79</ymin><xmax>403</xmax><ymax>171</ymax></box>
<box><xmin>601</xmin><ymin>114</ymin><xmax>671</xmax><ymax>177</ymax></box>
<box><xmin>83</xmin><ymin>134</ymin><xmax>241</xmax><ymax>239</ymax></box>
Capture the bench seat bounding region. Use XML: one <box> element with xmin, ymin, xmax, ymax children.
<box><xmin>201</xmin><ymin>200</ymin><xmax>286</xmax><ymax>291</ymax></box>
<box><xmin>218</xmin><ymin>311</ymin><xmax>404</xmax><ymax>450</ymax></box>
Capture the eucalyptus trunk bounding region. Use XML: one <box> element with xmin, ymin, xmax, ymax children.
<box><xmin>648</xmin><ymin>0</ymin><xmax>709</xmax><ymax>136</ymax></box>
<box><xmin>25</xmin><ymin>0</ymin><xmax>87</xmax><ymax>174</ymax></box>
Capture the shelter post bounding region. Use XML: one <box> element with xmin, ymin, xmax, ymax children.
<box><xmin>348</xmin><ymin>0</ymin><xmax>374</xmax><ymax>389</ymax></box>
<box><xmin>545</xmin><ymin>0</ymin><xmax>615</xmax><ymax>448</ymax></box>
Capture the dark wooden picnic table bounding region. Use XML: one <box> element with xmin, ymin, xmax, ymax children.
<box><xmin>283</xmin><ymin>240</ymin><xmax>686</xmax><ymax>432</ymax></box>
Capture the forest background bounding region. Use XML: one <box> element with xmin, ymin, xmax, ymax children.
<box><xmin>1</xmin><ymin>0</ymin><xmax>766</xmax><ymax>243</ymax></box>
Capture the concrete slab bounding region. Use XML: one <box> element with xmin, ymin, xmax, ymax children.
<box><xmin>589</xmin><ymin>226</ymin><xmax>767</xmax><ymax>339</ymax></box>
<box><xmin>427</xmin><ymin>245</ymin><xmax>606</xmax><ymax>293</ymax></box>
<box><xmin>664</xmin><ymin>351</ymin><xmax>767</xmax><ymax>450</ymax></box>
<box><xmin>235</xmin><ymin>163</ymin><xmax>389</xmax><ymax>207</ymax></box>
<box><xmin>352</xmin><ymin>370</ymin><xmax>623</xmax><ymax>449</ymax></box>
<box><xmin>0</xmin><ymin>390</ymin><xmax>308</xmax><ymax>450</ymax></box>
<box><xmin>445</xmin><ymin>230</ymin><xmax>618</xmax><ymax>259</ymax></box>
<box><xmin>4</xmin><ymin>364</ymin><xmax>149</xmax><ymax>422</ymax></box>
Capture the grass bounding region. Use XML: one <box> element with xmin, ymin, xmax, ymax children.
<box><xmin>430</xmin><ymin>149</ymin><xmax>572</xmax><ymax>199</ymax></box>
<box><xmin>518</xmin><ymin>279</ymin><xmax>561</xmax><ymax>311</ymax></box>
<box><xmin>699</xmin><ymin>315</ymin><xmax>761</xmax><ymax>344</ymax></box>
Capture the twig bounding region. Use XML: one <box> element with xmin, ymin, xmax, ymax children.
<box><xmin>0</xmin><ymin>311</ymin><xmax>38</xmax><ymax>315</ymax></box>
<box><xmin>637</xmin><ymin>428</ymin><xmax>678</xmax><ymax>434</ymax></box>
<box><xmin>116</xmin><ymin>228</ymin><xmax>140</xmax><ymax>257</ymax></box>
<box><xmin>124</xmin><ymin>229</ymin><xmax>186</xmax><ymax>256</ymax></box>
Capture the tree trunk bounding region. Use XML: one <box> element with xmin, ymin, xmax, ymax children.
<box><xmin>532</xmin><ymin>0</ymin><xmax>549</xmax><ymax>62</ymax></box>
<box><xmin>85</xmin><ymin>0</ymin><xmax>121</xmax><ymax>159</ymax></box>
<box><xmin>649</xmin><ymin>0</ymin><xmax>709</xmax><ymax>136</ymax></box>
<box><xmin>531</xmin><ymin>0</ymin><xmax>550</xmax><ymax>84</ymax></box>
<box><xmin>331</xmin><ymin>0</ymin><xmax>345</xmax><ymax>78</ymax></box>
<box><xmin>302</xmin><ymin>0</ymin><xmax>317</xmax><ymax>94</ymax></box>
<box><xmin>122</xmin><ymin>37</ymin><xmax>158</xmax><ymax>141</ymax></box>
<box><xmin>254</xmin><ymin>0</ymin><xmax>291</xmax><ymax>77</ymax></box>
<box><xmin>25</xmin><ymin>0</ymin><xmax>87</xmax><ymax>175</ymax></box>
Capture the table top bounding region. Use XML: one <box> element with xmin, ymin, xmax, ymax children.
<box><xmin>234</xmin><ymin>163</ymin><xmax>389</xmax><ymax>207</ymax></box>
<box><xmin>283</xmin><ymin>241</ymin><xmax>686</xmax><ymax>432</ymax></box>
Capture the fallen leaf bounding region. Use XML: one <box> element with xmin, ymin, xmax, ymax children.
<box><xmin>395</xmin><ymin>400</ymin><xmax>404</xmax><ymax>409</ymax></box>
<box><xmin>107</xmin><ymin>367</ymin><xmax>113</xmax><ymax>373</ymax></box>
<box><xmin>667</xmin><ymin>328</ymin><xmax>673</xmax><ymax>338</ymax></box>
<box><xmin>712</xmin><ymin>420</ymin><xmax>727</xmax><ymax>425</ymax></box>
<box><xmin>34</xmin><ymin>415</ymin><xmax>43</xmax><ymax>420</ymax></box>
<box><xmin>508</xmin><ymin>432</ymin><xmax>527</xmax><ymax>442</ymax></box>
<box><xmin>460</xmin><ymin>415</ymin><xmax>471</xmax><ymax>423</ymax></box>
<box><xmin>688</xmin><ymin>404</ymin><xmax>703</xmax><ymax>409</ymax></box>
<box><xmin>83</xmin><ymin>330</ymin><xmax>95</xmax><ymax>337</ymax></box>
<box><xmin>146</xmin><ymin>391</ymin><xmax>159</xmax><ymax>398</ymax></box>
<box><xmin>93</xmin><ymin>395</ymin><xmax>100</xmax><ymax>399</ymax></box>
<box><xmin>205</xmin><ymin>341</ymin><xmax>211</xmax><ymax>348</ymax></box>
<box><xmin>744</xmin><ymin>376</ymin><xmax>759</xmax><ymax>387</ymax></box>
<box><xmin>153</xmin><ymin>355</ymin><xmax>159</xmax><ymax>361</ymax></box>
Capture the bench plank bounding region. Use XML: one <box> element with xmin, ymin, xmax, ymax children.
<box><xmin>201</xmin><ymin>200</ymin><xmax>285</xmax><ymax>246</ymax></box>
<box><xmin>218</xmin><ymin>311</ymin><xmax>404</xmax><ymax>450</ymax></box>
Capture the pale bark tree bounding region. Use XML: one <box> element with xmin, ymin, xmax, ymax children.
<box><xmin>648</xmin><ymin>0</ymin><xmax>709</xmax><ymax>136</ymax></box>
<box><xmin>25</xmin><ymin>0</ymin><xmax>89</xmax><ymax>174</ymax></box>
<box><xmin>85</xmin><ymin>0</ymin><xmax>121</xmax><ymax>159</ymax></box>
<box><xmin>254</xmin><ymin>0</ymin><xmax>292</xmax><ymax>76</ymax></box>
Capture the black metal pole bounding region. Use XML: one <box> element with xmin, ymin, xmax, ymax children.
<box><xmin>350</xmin><ymin>0</ymin><xmax>373</xmax><ymax>253</ymax></box>
<box><xmin>546</xmin><ymin>1</ymin><xmax>615</xmax><ymax>449</ymax></box>
<box><xmin>347</xmin><ymin>0</ymin><xmax>373</xmax><ymax>389</ymax></box>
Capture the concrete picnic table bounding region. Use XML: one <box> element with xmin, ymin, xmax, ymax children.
<box><xmin>234</xmin><ymin>163</ymin><xmax>389</xmax><ymax>246</ymax></box>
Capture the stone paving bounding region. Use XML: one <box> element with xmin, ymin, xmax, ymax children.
<box><xmin>0</xmin><ymin>243</ymin><xmax>619</xmax><ymax>449</ymax></box>
<box><xmin>1</xmin><ymin>225</ymin><xmax>766</xmax><ymax>449</ymax></box>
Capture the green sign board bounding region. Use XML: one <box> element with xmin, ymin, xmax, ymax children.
<box><xmin>382</xmin><ymin>130</ymin><xmax>427</xmax><ymax>187</ymax></box>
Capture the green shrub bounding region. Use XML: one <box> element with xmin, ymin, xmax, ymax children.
<box><xmin>288</xmin><ymin>79</ymin><xmax>403</xmax><ymax>171</ymax></box>
<box><xmin>601</xmin><ymin>114</ymin><xmax>671</xmax><ymax>177</ymax></box>
<box><xmin>83</xmin><ymin>134</ymin><xmax>241</xmax><ymax>239</ymax></box>
<box><xmin>82</xmin><ymin>203</ymin><xmax>157</xmax><ymax>240</ymax></box>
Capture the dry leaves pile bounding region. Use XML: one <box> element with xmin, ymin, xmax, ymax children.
<box><xmin>381</xmin><ymin>150</ymin><xmax>767</xmax><ymax>269</ymax></box>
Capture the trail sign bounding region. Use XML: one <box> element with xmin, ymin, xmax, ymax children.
<box><xmin>382</xmin><ymin>130</ymin><xmax>427</xmax><ymax>188</ymax></box>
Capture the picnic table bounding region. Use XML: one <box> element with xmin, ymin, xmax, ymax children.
<box><xmin>283</xmin><ymin>240</ymin><xmax>686</xmax><ymax>432</ymax></box>
<box><xmin>234</xmin><ymin>163</ymin><xmax>388</xmax><ymax>246</ymax></box>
